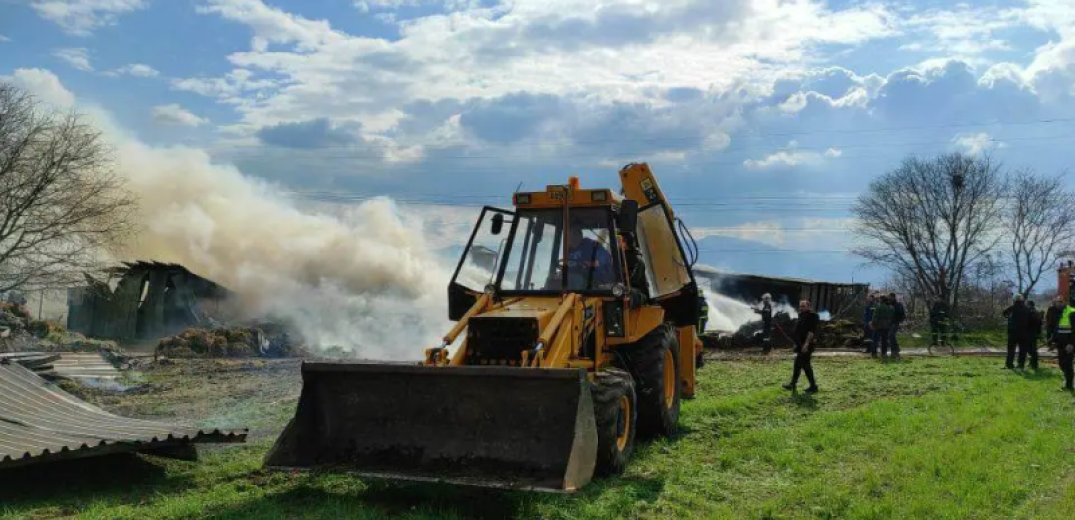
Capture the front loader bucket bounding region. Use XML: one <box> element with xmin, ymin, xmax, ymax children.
<box><xmin>264</xmin><ymin>362</ymin><xmax>598</xmax><ymax>492</ymax></box>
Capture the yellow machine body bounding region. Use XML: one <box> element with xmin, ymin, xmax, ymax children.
<box><xmin>265</xmin><ymin>163</ymin><xmax>704</xmax><ymax>492</ymax></box>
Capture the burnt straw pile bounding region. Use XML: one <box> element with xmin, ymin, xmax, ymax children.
<box><xmin>707</xmin><ymin>314</ymin><xmax>864</xmax><ymax>350</ymax></box>
<box><xmin>156</xmin><ymin>324</ymin><xmax>307</xmax><ymax>359</ymax></box>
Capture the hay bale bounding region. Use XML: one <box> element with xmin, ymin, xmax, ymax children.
<box><xmin>228</xmin><ymin>342</ymin><xmax>255</xmax><ymax>357</ymax></box>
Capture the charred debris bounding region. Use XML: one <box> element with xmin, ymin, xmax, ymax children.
<box><xmin>65</xmin><ymin>261</ymin><xmax>303</xmax><ymax>359</ymax></box>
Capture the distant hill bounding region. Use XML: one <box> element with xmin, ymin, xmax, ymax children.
<box><xmin>693</xmin><ymin>235</ymin><xmax>877</xmax><ymax>284</ymax></box>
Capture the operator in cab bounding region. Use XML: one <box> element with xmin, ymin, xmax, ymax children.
<box><xmin>565</xmin><ymin>223</ymin><xmax>615</xmax><ymax>289</ymax></box>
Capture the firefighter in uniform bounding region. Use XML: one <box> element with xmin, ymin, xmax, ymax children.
<box><xmin>756</xmin><ymin>293</ymin><xmax>774</xmax><ymax>354</ymax></box>
<box><xmin>1055</xmin><ymin>297</ymin><xmax>1075</xmax><ymax>392</ymax></box>
<box><xmin>698</xmin><ymin>294</ymin><xmax>709</xmax><ymax>333</ymax></box>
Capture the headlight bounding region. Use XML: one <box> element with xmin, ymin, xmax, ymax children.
<box><xmin>612</xmin><ymin>283</ymin><xmax>626</xmax><ymax>298</ymax></box>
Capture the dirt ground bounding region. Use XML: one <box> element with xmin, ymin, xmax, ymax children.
<box><xmin>66</xmin><ymin>357</ymin><xmax>306</xmax><ymax>440</ymax></box>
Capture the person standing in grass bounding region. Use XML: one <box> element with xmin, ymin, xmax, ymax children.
<box><xmin>1055</xmin><ymin>297</ymin><xmax>1075</xmax><ymax>392</ymax></box>
<box><xmin>871</xmin><ymin>295</ymin><xmax>894</xmax><ymax>360</ymax></box>
<box><xmin>1023</xmin><ymin>300</ymin><xmax>1042</xmax><ymax>371</ymax></box>
<box><xmin>888</xmin><ymin>292</ymin><xmax>906</xmax><ymax>360</ymax></box>
<box><xmin>783</xmin><ymin>299</ymin><xmax>820</xmax><ymax>394</ymax></box>
<box><xmin>863</xmin><ymin>293</ymin><xmax>877</xmax><ymax>355</ymax></box>
<box><xmin>1046</xmin><ymin>296</ymin><xmax>1064</xmax><ymax>347</ymax></box>
<box><xmin>756</xmin><ymin>293</ymin><xmax>774</xmax><ymax>354</ymax></box>
<box><xmin>929</xmin><ymin>299</ymin><xmax>950</xmax><ymax>347</ymax></box>
<box><xmin>1002</xmin><ymin>294</ymin><xmax>1033</xmax><ymax>370</ymax></box>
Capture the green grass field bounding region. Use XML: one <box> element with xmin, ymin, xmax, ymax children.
<box><xmin>3</xmin><ymin>355</ymin><xmax>1074</xmax><ymax>520</ymax></box>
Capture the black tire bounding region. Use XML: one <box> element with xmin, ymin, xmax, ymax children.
<box><xmin>624</xmin><ymin>323</ymin><xmax>681</xmax><ymax>439</ymax></box>
<box><xmin>591</xmin><ymin>368</ymin><xmax>637</xmax><ymax>476</ymax></box>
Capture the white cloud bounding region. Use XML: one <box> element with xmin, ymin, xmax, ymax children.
<box><xmin>692</xmin><ymin>217</ymin><xmax>856</xmax><ymax>250</ymax></box>
<box><xmin>0</xmin><ymin>35</ymin><xmax>10</xmax><ymax>43</ymax></box>
<box><xmin>53</xmin><ymin>48</ymin><xmax>93</xmax><ymax>72</ymax></box>
<box><xmin>106</xmin><ymin>63</ymin><xmax>160</xmax><ymax>78</ymax></box>
<box><xmin>184</xmin><ymin>0</ymin><xmax>901</xmax><ymax>148</ymax></box>
<box><xmin>171</xmin><ymin>69</ymin><xmax>281</xmax><ymax>102</ymax></box>
<box><xmin>743</xmin><ymin>141</ymin><xmax>842</xmax><ymax>169</ymax></box>
<box><xmin>355</xmin><ymin>0</ymin><xmax>481</xmax><ymax>12</ymax></box>
<box><xmin>1</xmin><ymin>68</ymin><xmax>76</xmax><ymax>108</ymax></box>
<box><xmin>31</xmin><ymin>0</ymin><xmax>146</xmax><ymax>36</ymax></box>
<box><xmin>152</xmin><ymin>104</ymin><xmax>209</xmax><ymax>127</ymax></box>
<box><xmin>901</xmin><ymin>5</ymin><xmax>1019</xmax><ymax>59</ymax></box>
<box><xmin>953</xmin><ymin>132</ymin><xmax>1004</xmax><ymax>155</ymax></box>
<box><xmin>1015</xmin><ymin>1</ymin><xmax>1075</xmax><ymax>98</ymax></box>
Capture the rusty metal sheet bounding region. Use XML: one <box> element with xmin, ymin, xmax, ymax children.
<box><xmin>0</xmin><ymin>361</ymin><xmax>246</xmax><ymax>469</ymax></box>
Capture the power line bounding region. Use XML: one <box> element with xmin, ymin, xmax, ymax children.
<box><xmin>213</xmin><ymin>136</ymin><xmax>1075</xmax><ymax>173</ymax></box>
<box><xmin>215</xmin><ymin>133</ymin><xmax>1075</xmax><ymax>161</ymax></box>
<box><xmin>696</xmin><ymin>249</ymin><xmax>852</xmax><ymax>253</ymax></box>
<box><xmin>213</xmin><ymin>116</ymin><xmax>1075</xmax><ymax>151</ymax></box>
<box><xmin>287</xmin><ymin>191</ymin><xmax>861</xmax><ymax>201</ymax></box>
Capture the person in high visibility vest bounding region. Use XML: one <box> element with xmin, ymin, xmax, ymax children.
<box><xmin>1055</xmin><ymin>298</ymin><xmax>1075</xmax><ymax>391</ymax></box>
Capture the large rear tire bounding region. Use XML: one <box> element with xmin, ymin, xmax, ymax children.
<box><xmin>625</xmin><ymin>323</ymin><xmax>681</xmax><ymax>439</ymax></box>
<box><xmin>591</xmin><ymin>368</ymin><xmax>637</xmax><ymax>476</ymax></box>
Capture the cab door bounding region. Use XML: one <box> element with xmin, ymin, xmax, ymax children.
<box><xmin>633</xmin><ymin>201</ymin><xmax>700</xmax><ymax>327</ymax></box>
<box><xmin>448</xmin><ymin>206</ymin><xmax>515</xmax><ymax>321</ymax></box>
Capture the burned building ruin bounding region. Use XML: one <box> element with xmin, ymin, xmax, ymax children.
<box><xmin>67</xmin><ymin>261</ymin><xmax>231</xmax><ymax>341</ymax></box>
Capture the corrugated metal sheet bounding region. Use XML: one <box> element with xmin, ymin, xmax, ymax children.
<box><xmin>0</xmin><ymin>361</ymin><xmax>246</xmax><ymax>469</ymax></box>
<box><xmin>45</xmin><ymin>352</ymin><xmax>122</xmax><ymax>380</ymax></box>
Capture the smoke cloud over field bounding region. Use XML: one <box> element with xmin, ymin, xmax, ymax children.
<box><xmin>10</xmin><ymin>69</ymin><xmax>454</xmax><ymax>360</ymax></box>
<box><xmin>117</xmin><ymin>141</ymin><xmax>454</xmax><ymax>359</ymax></box>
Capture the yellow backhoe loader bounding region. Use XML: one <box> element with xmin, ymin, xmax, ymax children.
<box><xmin>264</xmin><ymin>163</ymin><xmax>704</xmax><ymax>492</ymax></box>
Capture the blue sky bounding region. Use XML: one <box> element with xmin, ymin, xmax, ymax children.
<box><xmin>3</xmin><ymin>0</ymin><xmax>1075</xmax><ymax>288</ymax></box>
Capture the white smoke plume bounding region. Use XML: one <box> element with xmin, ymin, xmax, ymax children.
<box><xmin>10</xmin><ymin>69</ymin><xmax>453</xmax><ymax>360</ymax></box>
<box><xmin>120</xmin><ymin>148</ymin><xmax>457</xmax><ymax>361</ymax></box>
<box><xmin>700</xmin><ymin>287</ymin><xmax>800</xmax><ymax>332</ymax></box>
<box><xmin>701</xmin><ymin>287</ymin><xmax>757</xmax><ymax>331</ymax></box>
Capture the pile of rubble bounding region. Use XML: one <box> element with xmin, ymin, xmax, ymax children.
<box><xmin>156</xmin><ymin>324</ymin><xmax>306</xmax><ymax>359</ymax></box>
<box><xmin>0</xmin><ymin>301</ymin><xmax>34</xmax><ymax>352</ymax></box>
<box><xmin>2</xmin><ymin>301</ymin><xmax>118</xmax><ymax>354</ymax></box>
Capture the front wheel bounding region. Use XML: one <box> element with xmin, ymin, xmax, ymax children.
<box><xmin>591</xmin><ymin>368</ymin><xmax>637</xmax><ymax>476</ymax></box>
<box><xmin>625</xmin><ymin>323</ymin><xmax>681</xmax><ymax>439</ymax></box>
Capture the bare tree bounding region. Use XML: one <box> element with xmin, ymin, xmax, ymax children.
<box><xmin>851</xmin><ymin>153</ymin><xmax>1006</xmax><ymax>314</ymax></box>
<box><xmin>1003</xmin><ymin>169</ymin><xmax>1075</xmax><ymax>297</ymax></box>
<box><xmin>0</xmin><ymin>82</ymin><xmax>136</xmax><ymax>293</ymax></box>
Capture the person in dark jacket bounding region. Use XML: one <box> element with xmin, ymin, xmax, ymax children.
<box><xmin>1023</xmin><ymin>300</ymin><xmax>1042</xmax><ymax>370</ymax></box>
<box><xmin>929</xmin><ymin>300</ymin><xmax>949</xmax><ymax>347</ymax></box>
<box><xmin>755</xmin><ymin>293</ymin><xmax>773</xmax><ymax>354</ymax></box>
<box><xmin>1045</xmin><ymin>296</ymin><xmax>1064</xmax><ymax>346</ymax></box>
<box><xmin>1002</xmin><ymin>295</ymin><xmax>1033</xmax><ymax>369</ymax></box>
<box><xmin>888</xmin><ymin>292</ymin><xmax>906</xmax><ymax>360</ymax></box>
<box><xmin>863</xmin><ymin>293</ymin><xmax>877</xmax><ymax>354</ymax></box>
<box><xmin>871</xmin><ymin>295</ymin><xmax>895</xmax><ymax>359</ymax></box>
<box><xmin>783</xmin><ymin>299</ymin><xmax>820</xmax><ymax>393</ymax></box>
